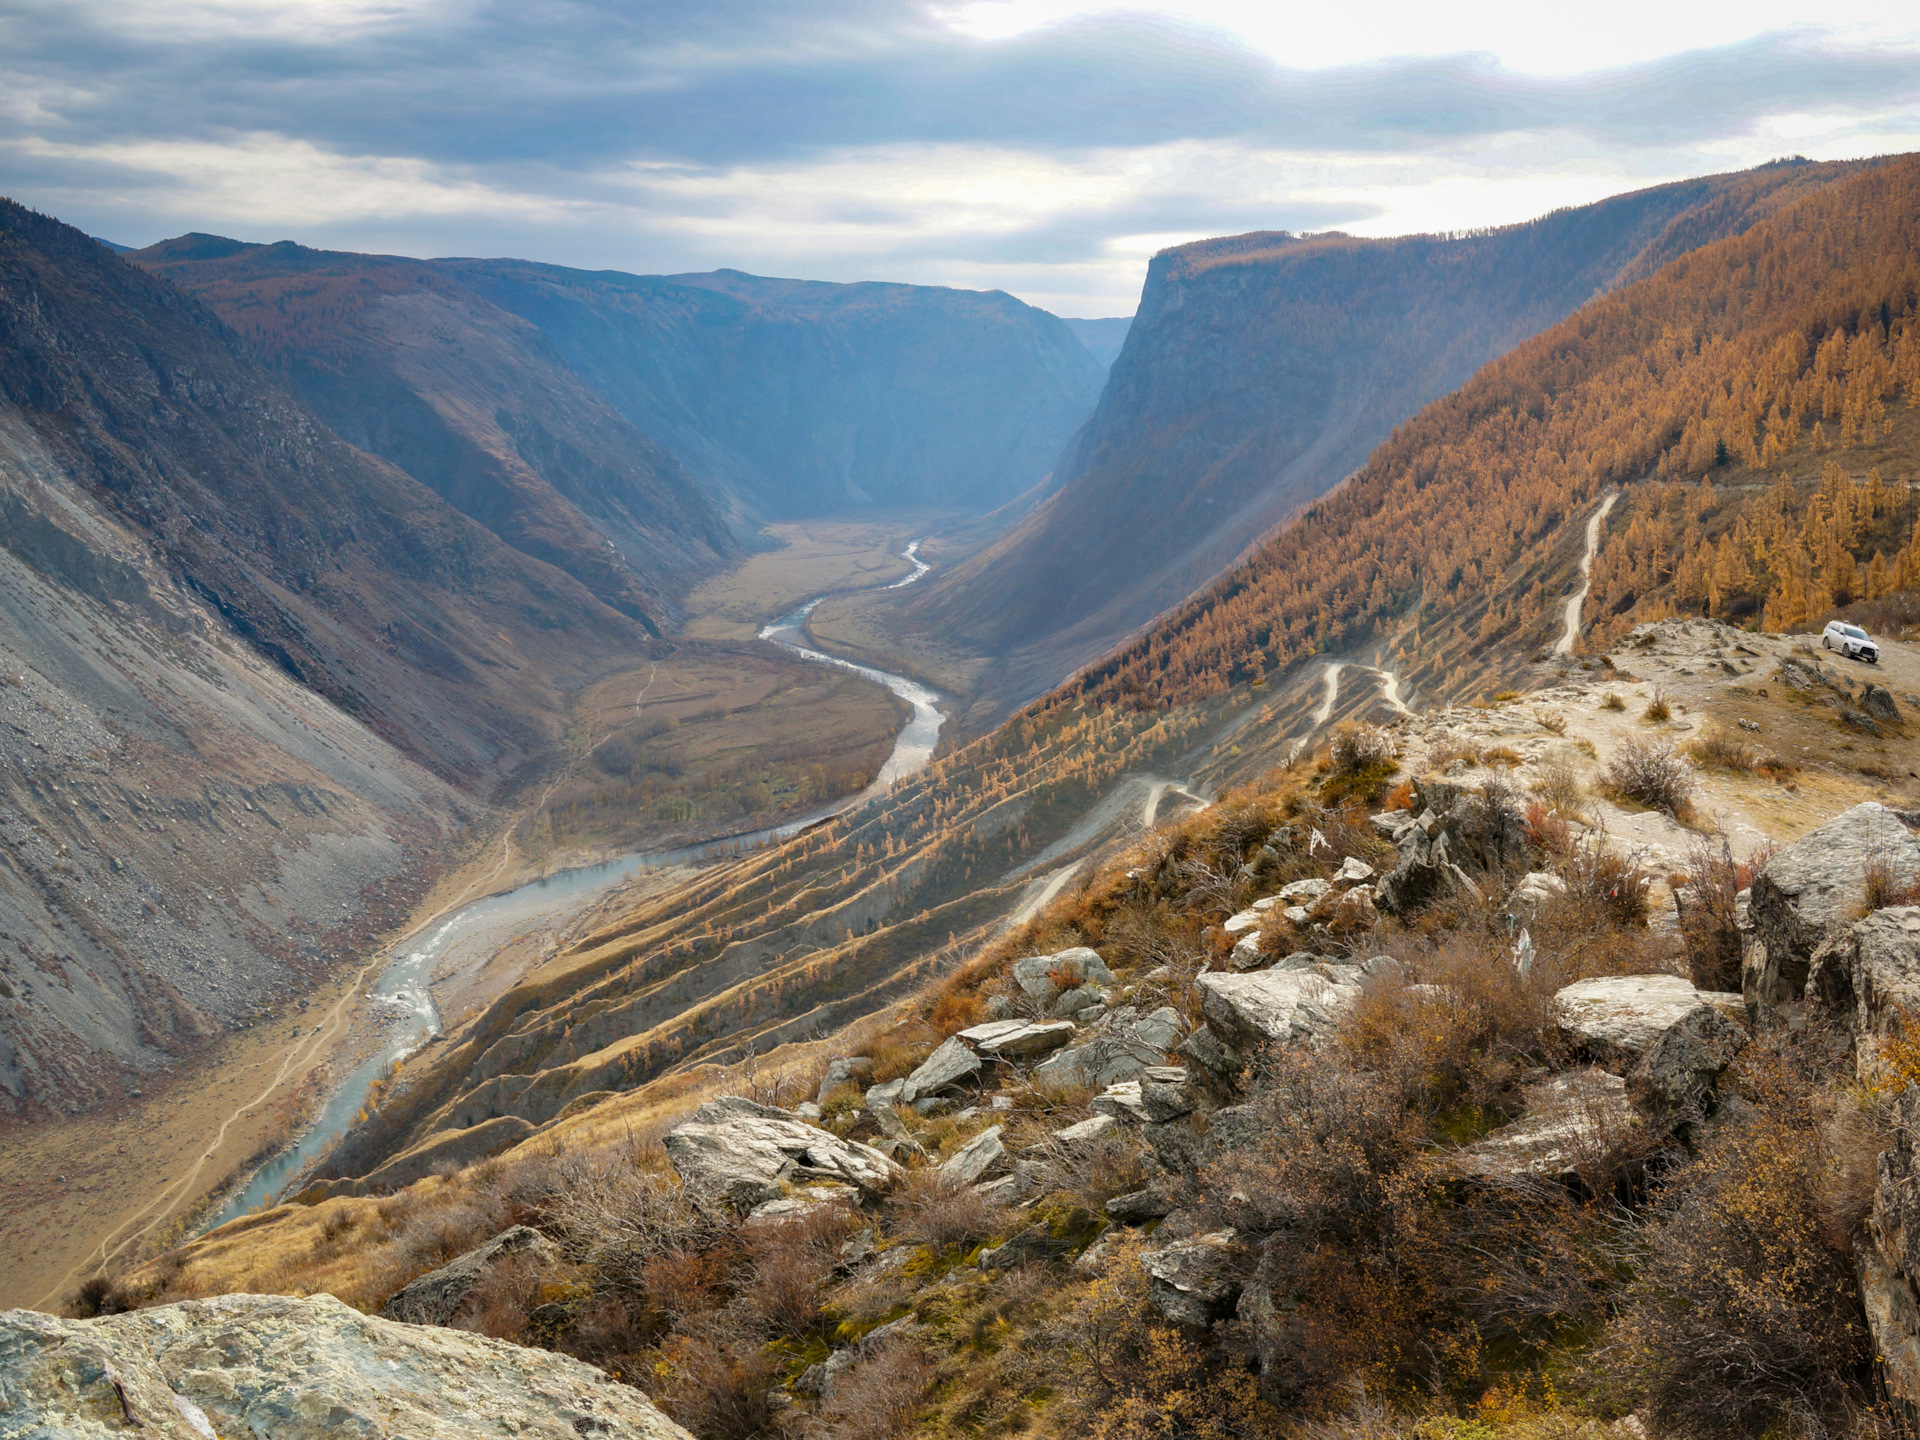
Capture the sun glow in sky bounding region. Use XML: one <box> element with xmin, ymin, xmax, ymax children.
<box><xmin>2</xmin><ymin>0</ymin><xmax>1918</xmax><ymax>314</ymax></box>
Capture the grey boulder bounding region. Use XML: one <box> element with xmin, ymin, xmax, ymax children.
<box><xmin>900</xmin><ymin>1036</ymin><xmax>980</xmax><ymax>1103</ymax></box>
<box><xmin>1011</xmin><ymin>947</ymin><xmax>1114</xmax><ymax>1006</ymax></box>
<box><xmin>380</xmin><ymin>1224</ymin><xmax>558</xmax><ymax>1327</ymax></box>
<box><xmin>938</xmin><ymin>1125</ymin><xmax>1007</xmax><ymax>1185</ymax></box>
<box><xmin>1451</xmin><ymin>1069</ymin><xmax>1641</xmax><ymax>1182</ymax></box>
<box><xmin>1142</xmin><ymin>1230</ymin><xmax>1244</xmax><ymax>1326</ymax></box>
<box><xmin>664</xmin><ymin>1096</ymin><xmax>896</xmax><ymax>1207</ymax></box>
<box><xmin>1031</xmin><ymin>1006</ymin><xmax>1182</xmax><ymax>1089</ymax></box>
<box><xmin>1196</xmin><ymin>970</ymin><xmax>1361</xmax><ymax>1052</ymax></box>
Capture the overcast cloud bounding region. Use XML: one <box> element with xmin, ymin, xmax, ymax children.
<box><xmin>2</xmin><ymin>0</ymin><xmax>1918</xmax><ymax>314</ymax></box>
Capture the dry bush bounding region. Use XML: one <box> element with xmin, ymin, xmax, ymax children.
<box><xmin>1676</xmin><ymin>835</ymin><xmax>1744</xmax><ymax>992</ymax></box>
<box><xmin>1555</xmin><ymin>838</ymin><xmax>1656</xmax><ymax>931</ymax></box>
<box><xmin>1531</xmin><ymin>748</ymin><xmax>1588</xmax><ymax>818</ymax></box>
<box><xmin>653</xmin><ymin>1316</ymin><xmax>784</xmax><ymax>1440</ymax></box>
<box><xmin>886</xmin><ymin>1170</ymin><xmax>1008</xmax><ymax>1255</ymax></box>
<box><xmin>546</xmin><ymin>1157</ymin><xmax>725</xmax><ymax>1299</ymax></box>
<box><xmin>1642</xmin><ymin>687</ymin><xmax>1673</xmax><ymax>723</ymax></box>
<box><xmin>1862</xmin><ymin>851</ymin><xmax>1920</xmax><ymax>914</ymax></box>
<box><xmin>1599</xmin><ymin>691</ymin><xmax>1626</xmax><ymax>712</ymax></box>
<box><xmin>1027</xmin><ymin>1125</ymin><xmax>1156</xmax><ymax>1209</ymax></box>
<box><xmin>1427</xmin><ymin>735</ymin><xmax>1484</xmax><ymax>771</ymax></box>
<box><xmin>1329</xmin><ymin>722</ymin><xmax>1398</xmax><ymax>777</ymax></box>
<box><xmin>1524</xmin><ymin>801</ymin><xmax>1574</xmax><ymax>856</ymax></box>
<box><xmin>1603</xmin><ymin>739</ymin><xmax>1694</xmax><ymax>817</ymax></box>
<box><xmin>1688</xmin><ymin>725</ymin><xmax>1762</xmax><ymax>773</ymax></box>
<box><xmin>1483</xmin><ymin>745</ymin><xmax>1524</xmax><ymax>768</ymax></box>
<box><xmin>449</xmin><ymin>1251</ymin><xmax>554</xmax><ymax>1340</ymax></box>
<box><xmin>68</xmin><ymin>1273</ymin><xmax>135</xmax><ymax>1318</ymax></box>
<box><xmin>733</xmin><ymin>1203</ymin><xmax>856</xmax><ymax>1340</ymax></box>
<box><xmin>803</xmin><ymin>1337</ymin><xmax>937</xmax><ymax>1440</ymax></box>
<box><xmin>1602</xmin><ymin>1041</ymin><xmax>1874</xmax><ymax>1439</ymax></box>
<box><xmin>1535</xmin><ymin>708</ymin><xmax>1568</xmax><ymax>735</ymax></box>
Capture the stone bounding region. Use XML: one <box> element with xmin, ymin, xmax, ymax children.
<box><xmin>1278</xmin><ymin>878</ymin><xmax>1331</xmax><ymax>902</ymax></box>
<box><xmin>1322</xmin><ymin>884</ymin><xmax>1378</xmax><ymax>930</ymax></box>
<box><xmin>1451</xmin><ymin>1069</ymin><xmax>1641</xmax><ymax>1182</ymax></box>
<box><xmin>1176</xmin><ymin>1024</ymin><xmax>1243</xmax><ymax>1079</ymax></box>
<box><xmin>664</xmin><ymin>1096</ymin><xmax>897</xmax><ymax>1207</ymax></box>
<box><xmin>1052</xmin><ymin>1113</ymin><xmax>1117</xmax><ymax>1143</ymax></box>
<box><xmin>1196</xmin><ymin>970</ymin><xmax>1361</xmax><ymax>1052</ymax></box>
<box><xmin>1555</xmin><ymin>975</ymin><xmax>1744</xmax><ymax>1059</ymax></box>
<box><xmin>900</xmin><ymin>1035</ymin><xmax>980</xmax><ymax>1103</ymax></box>
<box><xmin>978</xmin><ymin>1207</ymin><xmax>1104</xmax><ymax>1270</ymax></box>
<box><xmin>379</xmin><ymin>1225</ymin><xmax>558</xmax><ymax>1327</ymax></box>
<box><xmin>1010</xmin><ymin>947</ymin><xmax>1115</xmax><ymax>1005</ymax></box>
<box><xmin>1051</xmin><ymin>985</ymin><xmax>1106</xmax><ymax>1019</ymax></box>
<box><xmin>1223</xmin><ymin>908</ymin><xmax>1263</xmax><ymax>937</ymax></box>
<box><xmin>1031</xmin><ymin>1007</ymin><xmax>1182</xmax><ymax>1089</ymax></box>
<box><xmin>354</xmin><ymin>1115</ymin><xmax>534</xmax><ymax>1192</ymax></box>
<box><xmin>971</xmin><ymin>1174</ymin><xmax>1029</xmax><ymax>1204</ymax></box>
<box><xmin>1376</xmin><ymin>824</ymin><xmax>1457</xmax><ymax>916</ymax></box>
<box><xmin>1105</xmin><ymin>1188</ymin><xmax>1175</xmax><ymax>1223</ymax></box>
<box><xmin>1139</xmin><ymin>1075</ymin><xmax>1196</xmax><ymax>1123</ymax></box>
<box><xmin>937</xmin><ymin>1125</ymin><xmax>1006</xmax><ymax>1185</ymax></box>
<box><xmin>1331</xmin><ymin>857</ymin><xmax>1375</xmax><ymax>887</ymax></box>
<box><xmin>1282</xmin><ymin>904</ymin><xmax>1312</xmax><ymax>927</ymax></box>
<box><xmin>1142</xmin><ymin>1230</ymin><xmax>1243</xmax><ymax>1326</ymax></box>
<box><xmin>1808</xmin><ymin>907</ymin><xmax>1920</xmax><ymax>1064</ymax></box>
<box><xmin>956</xmin><ymin>1019</ymin><xmax>1030</xmax><ymax>1047</ymax></box>
<box><xmin>1228</xmin><ymin>935</ymin><xmax>1266</xmax><ymax>970</ymax></box>
<box><xmin>1369</xmin><ymin>811</ymin><xmax>1417</xmax><ymax>842</ymax></box>
<box><xmin>1749</xmin><ymin>802</ymin><xmax>1920</xmax><ymax>1008</ymax></box>
<box><xmin>745</xmin><ymin>1185</ymin><xmax>857</xmax><ymax>1226</ymax></box>
<box><xmin>816</xmin><ymin>1056</ymin><xmax>872</xmax><ymax>1103</ymax></box>
<box><xmin>1865</xmin><ymin>685</ymin><xmax>1904</xmax><ymax>724</ymax></box>
<box><xmin>1091</xmin><ymin>1079</ymin><xmax>1150</xmax><ymax>1123</ymax></box>
<box><xmin>865</xmin><ymin>1078</ymin><xmax>906</xmax><ymax>1113</ymax></box>
<box><xmin>0</xmin><ymin>1292</ymin><xmax>689</xmax><ymax>1439</ymax></box>
<box><xmin>1866</xmin><ymin>1084</ymin><xmax>1920</xmax><ymax>1426</ymax></box>
<box><xmin>1205</xmin><ymin>1104</ymin><xmax>1264</xmax><ymax>1152</ymax></box>
<box><xmin>1142</xmin><ymin>1117</ymin><xmax>1214</xmax><ymax>1174</ymax></box>
<box><xmin>972</xmin><ymin>1020</ymin><xmax>1077</xmax><ymax>1061</ymax></box>
<box><xmin>1509</xmin><ymin>871</ymin><xmax>1569</xmax><ymax>912</ymax></box>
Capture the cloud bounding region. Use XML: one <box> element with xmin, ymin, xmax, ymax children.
<box><xmin>2</xmin><ymin>0</ymin><xmax>1918</xmax><ymax>312</ymax></box>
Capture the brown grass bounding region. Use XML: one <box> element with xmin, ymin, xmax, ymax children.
<box><xmin>1603</xmin><ymin>738</ymin><xmax>1694</xmax><ymax>817</ymax></box>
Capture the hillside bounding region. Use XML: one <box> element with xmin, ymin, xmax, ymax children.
<box><xmin>129</xmin><ymin>236</ymin><xmax>739</xmax><ymax>629</ymax></box>
<box><xmin>1062</xmin><ymin>315</ymin><xmax>1132</xmax><ymax>368</ymax></box>
<box><xmin>897</xmin><ymin>158</ymin><xmax>1869</xmax><ymax>715</ymax></box>
<box><xmin>0</xmin><ymin>199</ymin><xmax>653</xmax><ymax>1120</ymax></box>
<box><xmin>440</xmin><ymin>261</ymin><xmax>1107</xmax><ymax>519</ymax></box>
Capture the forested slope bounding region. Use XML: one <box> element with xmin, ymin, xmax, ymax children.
<box><xmin>905</xmin><ymin>158</ymin><xmax>1866</xmax><ymax>710</ymax></box>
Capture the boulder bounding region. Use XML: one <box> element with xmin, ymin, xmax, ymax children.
<box><xmin>1105</xmin><ymin>1188</ymin><xmax>1175</xmax><ymax>1224</ymax></box>
<box><xmin>1223</xmin><ymin>909</ymin><xmax>1263</xmax><ymax>937</ymax></box>
<box><xmin>1509</xmin><ymin>871</ymin><xmax>1569</xmax><ymax>913</ymax></box>
<box><xmin>1140</xmin><ymin>1070</ymin><xmax>1197</xmax><ymax>1123</ymax></box>
<box><xmin>1091</xmin><ymin>1080</ymin><xmax>1150</xmax><ymax>1123</ymax></box>
<box><xmin>1748</xmin><ymin>803</ymin><xmax>1920</xmax><ymax>1008</ymax></box>
<box><xmin>969</xmin><ymin>1020</ymin><xmax>1077</xmax><ymax>1061</ymax></box>
<box><xmin>1176</xmin><ymin>1024</ymin><xmax>1244</xmax><ymax>1080</ymax></box>
<box><xmin>938</xmin><ymin>1125</ymin><xmax>1007</xmax><ymax>1185</ymax></box>
<box><xmin>1331</xmin><ymin>857</ymin><xmax>1375</xmax><ymax>887</ymax></box>
<box><xmin>1031</xmin><ymin>1007</ymin><xmax>1182</xmax><ymax>1089</ymax></box>
<box><xmin>1196</xmin><ymin>970</ymin><xmax>1362</xmax><ymax>1052</ymax></box>
<box><xmin>355</xmin><ymin>1115</ymin><xmax>534</xmax><ymax>1192</ymax></box>
<box><xmin>1865</xmin><ymin>685</ymin><xmax>1904</xmax><ymax>724</ymax></box>
<box><xmin>1228</xmin><ymin>935</ymin><xmax>1266</xmax><ymax>970</ymax></box>
<box><xmin>900</xmin><ymin>1036</ymin><xmax>980</xmax><ymax>1103</ymax></box>
<box><xmin>0</xmin><ymin>1292</ymin><xmax>689</xmax><ymax>1439</ymax></box>
<box><xmin>380</xmin><ymin>1225</ymin><xmax>558</xmax><ymax>1327</ymax></box>
<box><xmin>1554</xmin><ymin>975</ymin><xmax>1746</xmax><ymax>1121</ymax></box>
<box><xmin>1277</xmin><ymin>878</ymin><xmax>1332</xmax><ymax>903</ymax></box>
<box><xmin>1369</xmin><ymin>811</ymin><xmax>1417</xmax><ymax>842</ymax></box>
<box><xmin>1010</xmin><ymin>947</ymin><xmax>1114</xmax><ymax>1006</ymax></box>
<box><xmin>1051</xmin><ymin>985</ymin><xmax>1107</xmax><ymax>1018</ymax></box>
<box><xmin>1376</xmin><ymin>825</ymin><xmax>1456</xmax><ymax>916</ymax></box>
<box><xmin>1317</xmin><ymin>884</ymin><xmax>1378</xmax><ymax>930</ymax></box>
<box><xmin>1052</xmin><ymin>1114</ymin><xmax>1117</xmax><ymax>1144</ymax></box>
<box><xmin>1142</xmin><ymin>1230</ymin><xmax>1244</xmax><ymax>1326</ymax></box>
<box><xmin>816</xmin><ymin>1056</ymin><xmax>872</xmax><ymax>1104</ymax></box>
<box><xmin>1450</xmin><ymin>1070</ymin><xmax>1641</xmax><ymax>1183</ymax></box>
<box><xmin>1808</xmin><ymin>907</ymin><xmax>1920</xmax><ymax>1066</ymax></box>
<box><xmin>664</xmin><ymin>1096</ymin><xmax>896</xmax><ymax>1207</ymax></box>
<box><xmin>1866</xmin><ymin>1085</ymin><xmax>1920</xmax><ymax>1425</ymax></box>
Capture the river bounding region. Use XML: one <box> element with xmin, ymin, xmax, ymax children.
<box><xmin>209</xmin><ymin>541</ymin><xmax>943</xmax><ymax>1225</ymax></box>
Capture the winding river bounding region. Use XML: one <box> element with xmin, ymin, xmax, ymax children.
<box><xmin>211</xmin><ymin>542</ymin><xmax>943</xmax><ymax>1224</ymax></box>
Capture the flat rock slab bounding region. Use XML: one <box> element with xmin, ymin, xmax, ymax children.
<box><xmin>665</xmin><ymin>1095</ymin><xmax>895</xmax><ymax>1207</ymax></box>
<box><xmin>938</xmin><ymin>1125</ymin><xmax>1006</xmax><ymax>1184</ymax></box>
<box><xmin>1142</xmin><ymin>1229</ymin><xmax>1243</xmax><ymax>1326</ymax></box>
<box><xmin>900</xmin><ymin>1035</ymin><xmax>980</xmax><ymax>1102</ymax></box>
<box><xmin>0</xmin><ymin>1292</ymin><xmax>690</xmax><ymax>1439</ymax></box>
<box><xmin>1196</xmin><ymin>970</ymin><xmax>1360</xmax><ymax>1051</ymax></box>
<box><xmin>971</xmin><ymin>1020</ymin><xmax>1077</xmax><ymax>1060</ymax></box>
<box><xmin>1554</xmin><ymin>975</ymin><xmax>1742</xmax><ymax>1058</ymax></box>
<box><xmin>1452</xmin><ymin>1069</ymin><xmax>1640</xmax><ymax>1181</ymax></box>
<box><xmin>1010</xmin><ymin>947</ymin><xmax>1114</xmax><ymax>1004</ymax></box>
<box><xmin>380</xmin><ymin>1224</ymin><xmax>557</xmax><ymax>1327</ymax></box>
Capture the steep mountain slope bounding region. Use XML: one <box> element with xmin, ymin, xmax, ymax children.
<box><xmin>129</xmin><ymin>237</ymin><xmax>738</xmax><ymax>629</ymax></box>
<box><xmin>1062</xmin><ymin>315</ymin><xmax>1132</xmax><ymax>368</ymax></box>
<box><xmin>903</xmin><ymin>158</ymin><xmax>1868</xmax><ymax>711</ymax></box>
<box><xmin>440</xmin><ymin>262</ymin><xmax>1106</xmax><ymax>518</ymax></box>
<box><xmin>0</xmin><ymin>200</ymin><xmax>652</xmax><ymax>1116</ymax></box>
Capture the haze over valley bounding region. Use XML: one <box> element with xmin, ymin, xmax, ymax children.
<box><xmin>8</xmin><ymin>7</ymin><xmax>1920</xmax><ymax>1439</ymax></box>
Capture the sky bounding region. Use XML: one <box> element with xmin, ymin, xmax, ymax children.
<box><xmin>3</xmin><ymin>2</ymin><xmax>1919</xmax><ymax>316</ymax></box>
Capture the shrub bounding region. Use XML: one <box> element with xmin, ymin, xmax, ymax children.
<box><xmin>69</xmin><ymin>1273</ymin><xmax>134</xmax><ymax>1318</ymax></box>
<box><xmin>1559</xmin><ymin>838</ymin><xmax>1654</xmax><ymax>930</ymax></box>
<box><xmin>1329</xmin><ymin>722</ymin><xmax>1397</xmax><ymax>776</ymax></box>
<box><xmin>886</xmin><ymin>1170</ymin><xmax>1008</xmax><ymax>1255</ymax></box>
<box><xmin>653</xmin><ymin>1317</ymin><xmax>784</xmax><ymax>1440</ymax></box>
<box><xmin>1862</xmin><ymin>851</ymin><xmax>1920</xmax><ymax>914</ymax></box>
<box><xmin>1530</xmin><ymin>749</ymin><xmax>1587</xmax><ymax>819</ymax></box>
<box><xmin>1428</xmin><ymin>735</ymin><xmax>1483</xmax><ymax>771</ymax></box>
<box><xmin>1599</xmin><ymin>691</ymin><xmax>1626</xmax><ymax>712</ymax></box>
<box><xmin>1688</xmin><ymin>725</ymin><xmax>1760</xmax><ymax>773</ymax></box>
<box><xmin>1604</xmin><ymin>739</ymin><xmax>1694</xmax><ymax>817</ymax></box>
<box><xmin>1534</xmin><ymin>708</ymin><xmax>1568</xmax><ymax>735</ymax></box>
<box><xmin>734</xmin><ymin>1203</ymin><xmax>855</xmax><ymax>1340</ymax></box>
<box><xmin>1677</xmin><ymin>836</ymin><xmax>1743</xmax><ymax>992</ymax></box>
<box><xmin>1642</xmin><ymin>687</ymin><xmax>1672</xmax><ymax>723</ymax></box>
<box><xmin>803</xmin><ymin>1337</ymin><xmax>936</xmax><ymax>1440</ymax></box>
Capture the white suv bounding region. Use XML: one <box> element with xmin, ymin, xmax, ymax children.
<box><xmin>1823</xmin><ymin>620</ymin><xmax>1880</xmax><ymax>663</ymax></box>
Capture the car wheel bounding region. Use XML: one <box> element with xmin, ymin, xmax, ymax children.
<box><xmin>1824</xmin><ymin>637</ymin><xmax>1832</xmax><ymax>649</ymax></box>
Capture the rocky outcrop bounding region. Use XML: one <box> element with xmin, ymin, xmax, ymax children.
<box><xmin>380</xmin><ymin>1224</ymin><xmax>559</xmax><ymax>1327</ymax></box>
<box><xmin>1748</xmin><ymin>803</ymin><xmax>1920</xmax><ymax>1010</ymax></box>
<box><xmin>1865</xmin><ymin>1085</ymin><xmax>1920</xmax><ymax>1424</ymax></box>
<box><xmin>1554</xmin><ymin>975</ymin><xmax>1746</xmax><ymax>1123</ymax></box>
<box><xmin>1196</xmin><ymin>970</ymin><xmax>1361</xmax><ymax>1053</ymax></box>
<box><xmin>663</xmin><ymin>1096</ymin><xmax>896</xmax><ymax>1208</ymax></box>
<box><xmin>0</xmin><ymin>1292</ymin><xmax>690</xmax><ymax>1438</ymax></box>
<box><xmin>1806</xmin><ymin>907</ymin><xmax>1920</xmax><ymax>1082</ymax></box>
<box><xmin>1142</xmin><ymin>1230</ymin><xmax>1244</xmax><ymax>1326</ymax></box>
<box><xmin>1452</xmin><ymin>1069</ymin><xmax>1641</xmax><ymax>1183</ymax></box>
<box><xmin>1031</xmin><ymin>1007</ymin><xmax>1182</xmax><ymax>1089</ymax></box>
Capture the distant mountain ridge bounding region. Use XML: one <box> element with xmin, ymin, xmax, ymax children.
<box><xmin>1062</xmin><ymin>316</ymin><xmax>1132</xmax><ymax>368</ymax></box>
<box><xmin>903</xmin><ymin>158</ymin><xmax>1870</xmax><ymax>713</ymax></box>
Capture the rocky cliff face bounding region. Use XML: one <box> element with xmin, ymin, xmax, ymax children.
<box><xmin>906</xmin><ymin>158</ymin><xmax>1867</xmax><ymax>713</ymax></box>
<box><xmin>0</xmin><ymin>201</ymin><xmax>650</xmax><ymax>1115</ymax></box>
<box><xmin>443</xmin><ymin>262</ymin><xmax>1107</xmax><ymax>518</ymax></box>
<box><xmin>130</xmin><ymin>236</ymin><xmax>738</xmax><ymax>630</ymax></box>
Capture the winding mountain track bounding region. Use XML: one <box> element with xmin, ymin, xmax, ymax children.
<box><xmin>1313</xmin><ymin>662</ymin><xmax>1345</xmax><ymax>725</ymax></box>
<box><xmin>1556</xmin><ymin>492</ymin><xmax>1620</xmax><ymax>656</ymax></box>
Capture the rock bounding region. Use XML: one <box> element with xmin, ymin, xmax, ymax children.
<box><xmin>1140</xmin><ymin>1073</ymin><xmax>1196</xmax><ymax>1123</ymax></box>
<box><xmin>1451</xmin><ymin>1070</ymin><xmax>1641</xmax><ymax>1182</ymax></box>
<box><xmin>1376</xmin><ymin>824</ymin><xmax>1456</xmax><ymax>916</ymax></box>
<box><xmin>1509</xmin><ymin>871</ymin><xmax>1569</xmax><ymax>912</ymax></box>
<box><xmin>1052</xmin><ymin>1114</ymin><xmax>1117</xmax><ymax>1143</ymax></box>
<box><xmin>900</xmin><ymin>1036</ymin><xmax>981</xmax><ymax>1103</ymax></box>
<box><xmin>1331</xmin><ymin>857</ymin><xmax>1375</xmax><ymax>887</ymax></box>
<box><xmin>1176</xmin><ymin>1024</ymin><xmax>1243</xmax><ymax>1079</ymax></box>
<box><xmin>1031</xmin><ymin>1007</ymin><xmax>1182</xmax><ymax>1089</ymax></box>
<box><xmin>1105</xmin><ymin>1188</ymin><xmax>1175</xmax><ymax>1223</ymax></box>
<box><xmin>865</xmin><ymin>1078</ymin><xmax>906</xmax><ymax>1113</ymax></box>
<box><xmin>978</xmin><ymin>1206</ymin><xmax>1104</xmax><ymax>1269</ymax></box>
<box><xmin>746</xmin><ymin>1185</ymin><xmax>857</xmax><ymax>1226</ymax></box>
<box><xmin>1051</xmin><ymin>985</ymin><xmax>1106</xmax><ymax>1019</ymax></box>
<box><xmin>355</xmin><ymin>1115</ymin><xmax>535</xmax><ymax>1192</ymax></box>
<box><xmin>1808</xmin><ymin>908</ymin><xmax>1920</xmax><ymax>1064</ymax></box>
<box><xmin>1011</xmin><ymin>947</ymin><xmax>1115</xmax><ymax>1006</ymax></box>
<box><xmin>970</xmin><ymin>1020</ymin><xmax>1077</xmax><ymax>1061</ymax></box>
<box><xmin>1277</xmin><ymin>878</ymin><xmax>1331</xmax><ymax>903</ymax></box>
<box><xmin>816</xmin><ymin>1056</ymin><xmax>872</xmax><ymax>1103</ymax></box>
<box><xmin>1283</xmin><ymin>904</ymin><xmax>1312</xmax><ymax>927</ymax></box>
<box><xmin>972</xmin><ymin>1174</ymin><xmax>1029</xmax><ymax>1204</ymax></box>
<box><xmin>1091</xmin><ymin>1080</ymin><xmax>1150</xmax><ymax>1123</ymax></box>
<box><xmin>938</xmin><ymin>1125</ymin><xmax>1007</xmax><ymax>1185</ymax></box>
<box><xmin>380</xmin><ymin>1225</ymin><xmax>558</xmax><ymax>1327</ymax></box>
<box><xmin>1321</xmin><ymin>884</ymin><xmax>1377</xmax><ymax>929</ymax></box>
<box><xmin>664</xmin><ymin>1096</ymin><xmax>897</xmax><ymax>1208</ymax></box>
<box><xmin>1142</xmin><ymin>1117</ymin><xmax>1214</xmax><ymax>1174</ymax></box>
<box><xmin>795</xmin><ymin>1101</ymin><xmax>823</xmax><ymax>1120</ymax></box>
<box><xmin>1196</xmin><ymin>970</ymin><xmax>1361</xmax><ymax>1052</ymax></box>
<box><xmin>1369</xmin><ymin>811</ymin><xmax>1417</xmax><ymax>842</ymax></box>
<box><xmin>0</xmin><ymin>1292</ymin><xmax>689</xmax><ymax>1439</ymax></box>
<box><xmin>1554</xmin><ymin>976</ymin><xmax>1746</xmax><ymax>1121</ymax></box>
<box><xmin>1843</xmin><ymin>708</ymin><xmax>1886</xmax><ymax>736</ymax></box>
<box><xmin>1205</xmin><ymin>1104</ymin><xmax>1264</xmax><ymax>1152</ymax></box>
<box><xmin>1865</xmin><ymin>685</ymin><xmax>1904</xmax><ymax>724</ymax></box>
<box><xmin>1223</xmin><ymin>909</ymin><xmax>1263</xmax><ymax>937</ymax></box>
<box><xmin>1229</xmin><ymin>935</ymin><xmax>1266</xmax><ymax>970</ymax></box>
<box><xmin>1749</xmin><ymin>803</ymin><xmax>1920</xmax><ymax>1008</ymax></box>
<box><xmin>1142</xmin><ymin>1230</ymin><xmax>1243</xmax><ymax>1326</ymax></box>
<box><xmin>1866</xmin><ymin>1085</ymin><xmax>1920</xmax><ymax>1425</ymax></box>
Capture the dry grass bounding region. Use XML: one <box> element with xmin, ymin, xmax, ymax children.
<box><xmin>1603</xmin><ymin>739</ymin><xmax>1694</xmax><ymax>817</ymax></box>
<box><xmin>885</xmin><ymin>1171</ymin><xmax>1010</xmax><ymax>1255</ymax></box>
<box><xmin>1530</xmin><ymin>748</ymin><xmax>1588</xmax><ymax>820</ymax></box>
<box><xmin>1599</xmin><ymin>691</ymin><xmax>1626</xmax><ymax>712</ymax></box>
<box><xmin>1642</xmin><ymin>686</ymin><xmax>1673</xmax><ymax>723</ymax></box>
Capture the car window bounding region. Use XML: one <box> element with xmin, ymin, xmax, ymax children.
<box><xmin>1846</xmin><ymin>626</ymin><xmax>1869</xmax><ymax>640</ymax></box>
